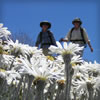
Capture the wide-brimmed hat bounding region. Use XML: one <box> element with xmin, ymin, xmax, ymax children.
<box><xmin>72</xmin><ymin>18</ymin><xmax>82</xmax><ymax>25</ymax></box>
<box><xmin>40</xmin><ymin>21</ymin><xmax>51</xmax><ymax>29</ymax></box>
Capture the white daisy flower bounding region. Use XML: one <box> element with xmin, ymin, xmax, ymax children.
<box><xmin>0</xmin><ymin>54</ymin><xmax>14</xmax><ymax>68</ymax></box>
<box><xmin>71</xmin><ymin>55</ymin><xmax>83</xmax><ymax>64</ymax></box>
<box><xmin>49</xmin><ymin>41</ymin><xmax>84</xmax><ymax>56</ymax></box>
<box><xmin>8</xmin><ymin>39</ymin><xmax>42</xmax><ymax>57</ymax></box>
<box><xmin>16</xmin><ymin>56</ymin><xmax>63</xmax><ymax>83</ymax></box>
<box><xmin>0</xmin><ymin>23</ymin><xmax>11</xmax><ymax>39</ymax></box>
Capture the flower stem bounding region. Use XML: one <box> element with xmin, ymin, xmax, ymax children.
<box><xmin>63</xmin><ymin>54</ymin><xmax>72</xmax><ymax>100</ymax></box>
<box><xmin>35</xmin><ymin>80</ymin><xmax>46</xmax><ymax>100</ymax></box>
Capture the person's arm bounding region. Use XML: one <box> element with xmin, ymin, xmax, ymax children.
<box><xmin>59</xmin><ymin>30</ymin><xmax>71</xmax><ymax>42</ymax></box>
<box><xmin>83</xmin><ymin>28</ymin><xmax>93</xmax><ymax>52</ymax></box>
<box><xmin>87</xmin><ymin>41</ymin><xmax>93</xmax><ymax>52</ymax></box>
<box><xmin>35</xmin><ymin>33</ymin><xmax>41</xmax><ymax>47</ymax></box>
<box><xmin>59</xmin><ymin>38</ymin><xmax>68</xmax><ymax>42</ymax></box>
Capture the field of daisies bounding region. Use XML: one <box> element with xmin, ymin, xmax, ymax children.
<box><xmin>0</xmin><ymin>23</ymin><xmax>100</xmax><ymax>100</ymax></box>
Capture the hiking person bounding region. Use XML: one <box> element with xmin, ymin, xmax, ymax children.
<box><xmin>35</xmin><ymin>21</ymin><xmax>57</xmax><ymax>56</ymax></box>
<box><xmin>59</xmin><ymin>18</ymin><xmax>93</xmax><ymax>56</ymax></box>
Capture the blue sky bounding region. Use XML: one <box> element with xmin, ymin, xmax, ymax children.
<box><xmin>0</xmin><ymin>0</ymin><xmax>100</xmax><ymax>62</ymax></box>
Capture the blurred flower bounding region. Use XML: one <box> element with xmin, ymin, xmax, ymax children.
<box><xmin>71</xmin><ymin>55</ymin><xmax>83</xmax><ymax>66</ymax></box>
<box><xmin>0</xmin><ymin>23</ymin><xmax>11</xmax><ymax>39</ymax></box>
<box><xmin>93</xmin><ymin>76</ymin><xmax>100</xmax><ymax>91</ymax></box>
<box><xmin>0</xmin><ymin>68</ymin><xmax>21</xmax><ymax>85</ymax></box>
<box><xmin>8</xmin><ymin>39</ymin><xmax>42</xmax><ymax>57</ymax></box>
<box><xmin>83</xmin><ymin>61</ymin><xmax>100</xmax><ymax>76</ymax></box>
<box><xmin>2</xmin><ymin>54</ymin><xmax>14</xmax><ymax>68</ymax></box>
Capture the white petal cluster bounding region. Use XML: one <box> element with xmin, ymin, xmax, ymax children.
<box><xmin>0</xmin><ymin>23</ymin><xmax>11</xmax><ymax>39</ymax></box>
<box><xmin>7</xmin><ymin>39</ymin><xmax>42</xmax><ymax>57</ymax></box>
<box><xmin>14</xmin><ymin>56</ymin><xmax>64</xmax><ymax>83</ymax></box>
<box><xmin>72</xmin><ymin>61</ymin><xmax>100</xmax><ymax>98</ymax></box>
<box><xmin>0</xmin><ymin>69</ymin><xmax>21</xmax><ymax>85</ymax></box>
<box><xmin>49</xmin><ymin>41</ymin><xmax>84</xmax><ymax>56</ymax></box>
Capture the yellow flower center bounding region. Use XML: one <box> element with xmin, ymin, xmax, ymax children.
<box><xmin>0</xmin><ymin>46</ymin><xmax>3</xmax><ymax>54</ymax></box>
<box><xmin>0</xmin><ymin>68</ymin><xmax>6</xmax><ymax>72</ymax></box>
<box><xmin>62</xmin><ymin>51</ymin><xmax>72</xmax><ymax>56</ymax></box>
<box><xmin>57</xmin><ymin>80</ymin><xmax>65</xmax><ymax>84</ymax></box>
<box><xmin>71</xmin><ymin>62</ymin><xmax>77</xmax><ymax>67</ymax></box>
<box><xmin>35</xmin><ymin>76</ymin><xmax>47</xmax><ymax>81</ymax></box>
<box><xmin>3</xmin><ymin>51</ymin><xmax>9</xmax><ymax>55</ymax></box>
<box><xmin>46</xmin><ymin>56</ymin><xmax>55</xmax><ymax>61</ymax></box>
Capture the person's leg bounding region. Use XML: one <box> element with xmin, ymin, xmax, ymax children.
<box><xmin>79</xmin><ymin>48</ymin><xmax>84</xmax><ymax>57</ymax></box>
<box><xmin>42</xmin><ymin>48</ymin><xmax>49</xmax><ymax>56</ymax></box>
<box><xmin>80</xmin><ymin>44</ymin><xmax>85</xmax><ymax>57</ymax></box>
<box><xmin>75</xmin><ymin>44</ymin><xmax>85</xmax><ymax>57</ymax></box>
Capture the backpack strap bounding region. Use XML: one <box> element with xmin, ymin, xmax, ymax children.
<box><xmin>80</xmin><ymin>27</ymin><xmax>86</xmax><ymax>44</ymax></box>
<box><xmin>70</xmin><ymin>27</ymin><xmax>74</xmax><ymax>40</ymax></box>
<box><xmin>70</xmin><ymin>27</ymin><xmax>86</xmax><ymax>44</ymax></box>
<box><xmin>47</xmin><ymin>31</ymin><xmax>54</xmax><ymax>45</ymax></box>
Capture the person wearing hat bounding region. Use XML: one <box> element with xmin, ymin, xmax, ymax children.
<box><xmin>59</xmin><ymin>18</ymin><xmax>93</xmax><ymax>56</ymax></box>
<box><xmin>35</xmin><ymin>21</ymin><xmax>57</xmax><ymax>56</ymax></box>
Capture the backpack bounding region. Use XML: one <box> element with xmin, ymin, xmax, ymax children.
<box><xmin>39</xmin><ymin>31</ymin><xmax>54</xmax><ymax>45</ymax></box>
<box><xmin>70</xmin><ymin>27</ymin><xmax>86</xmax><ymax>45</ymax></box>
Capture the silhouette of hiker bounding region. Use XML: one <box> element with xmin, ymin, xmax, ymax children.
<box><xmin>35</xmin><ymin>21</ymin><xmax>56</xmax><ymax>56</ymax></box>
<box><xmin>60</xmin><ymin>18</ymin><xmax>93</xmax><ymax>57</ymax></box>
